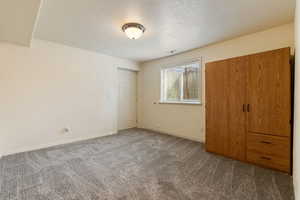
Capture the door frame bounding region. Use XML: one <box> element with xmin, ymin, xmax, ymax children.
<box><xmin>117</xmin><ymin>67</ymin><xmax>138</xmax><ymax>131</ymax></box>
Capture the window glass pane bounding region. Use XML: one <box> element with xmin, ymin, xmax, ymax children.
<box><xmin>183</xmin><ymin>64</ymin><xmax>200</xmax><ymax>101</ymax></box>
<box><xmin>164</xmin><ymin>68</ymin><xmax>183</xmax><ymax>101</ymax></box>
<box><xmin>161</xmin><ymin>62</ymin><xmax>201</xmax><ymax>103</ymax></box>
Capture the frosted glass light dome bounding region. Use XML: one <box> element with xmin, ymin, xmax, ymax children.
<box><xmin>122</xmin><ymin>23</ymin><xmax>146</xmax><ymax>40</ymax></box>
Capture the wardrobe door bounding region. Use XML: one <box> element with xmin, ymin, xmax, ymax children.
<box><xmin>247</xmin><ymin>48</ymin><xmax>291</xmax><ymax>137</ymax></box>
<box><xmin>227</xmin><ymin>57</ymin><xmax>248</xmax><ymax>161</ymax></box>
<box><xmin>205</xmin><ymin>60</ymin><xmax>229</xmax><ymax>156</ymax></box>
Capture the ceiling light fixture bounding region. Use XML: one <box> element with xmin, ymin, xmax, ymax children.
<box><xmin>122</xmin><ymin>23</ymin><xmax>146</xmax><ymax>40</ymax></box>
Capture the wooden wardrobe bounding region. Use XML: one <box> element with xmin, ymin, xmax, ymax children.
<box><xmin>205</xmin><ymin>47</ymin><xmax>292</xmax><ymax>173</ymax></box>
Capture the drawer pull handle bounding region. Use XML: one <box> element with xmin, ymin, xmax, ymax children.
<box><xmin>260</xmin><ymin>141</ymin><xmax>272</xmax><ymax>144</ymax></box>
<box><xmin>260</xmin><ymin>156</ymin><xmax>271</xmax><ymax>160</ymax></box>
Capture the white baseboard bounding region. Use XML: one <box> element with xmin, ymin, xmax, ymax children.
<box><xmin>2</xmin><ymin>128</ymin><xmax>202</xmax><ymax>156</ymax></box>
<box><xmin>140</xmin><ymin>128</ymin><xmax>204</xmax><ymax>143</ymax></box>
<box><xmin>118</xmin><ymin>126</ymin><xmax>138</xmax><ymax>131</ymax></box>
<box><xmin>2</xmin><ymin>130</ymin><xmax>118</xmax><ymax>156</ymax></box>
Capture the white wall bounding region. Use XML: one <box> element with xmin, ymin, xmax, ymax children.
<box><xmin>0</xmin><ymin>39</ymin><xmax>138</xmax><ymax>156</ymax></box>
<box><xmin>138</xmin><ymin>23</ymin><xmax>294</xmax><ymax>142</ymax></box>
<box><xmin>294</xmin><ymin>0</ymin><xmax>300</xmax><ymax>198</ymax></box>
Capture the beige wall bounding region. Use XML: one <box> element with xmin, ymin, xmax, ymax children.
<box><xmin>294</xmin><ymin>0</ymin><xmax>299</xmax><ymax>198</ymax></box>
<box><xmin>0</xmin><ymin>39</ymin><xmax>138</xmax><ymax>156</ymax></box>
<box><xmin>0</xmin><ymin>0</ymin><xmax>42</xmax><ymax>46</ymax></box>
<box><xmin>138</xmin><ymin>23</ymin><xmax>294</xmax><ymax>142</ymax></box>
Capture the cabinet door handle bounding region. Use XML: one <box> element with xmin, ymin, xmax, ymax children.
<box><xmin>247</xmin><ymin>104</ymin><xmax>250</xmax><ymax>112</ymax></box>
<box><xmin>260</xmin><ymin>156</ymin><xmax>271</xmax><ymax>160</ymax></box>
<box><xmin>260</xmin><ymin>141</ymin><xmax>272</xmax><ymax>144</ymax></box>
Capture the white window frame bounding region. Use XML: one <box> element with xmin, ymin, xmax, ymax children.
<box><xmin>160</xmin><ymin>60</ymin><xmax>202</xmax><ymax>105</ymax></box>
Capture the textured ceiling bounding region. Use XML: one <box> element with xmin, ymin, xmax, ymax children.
<box><xmin>35</xmin><ymin>0</ymin><xmax>295</xmax><ymax>62</ymax></box>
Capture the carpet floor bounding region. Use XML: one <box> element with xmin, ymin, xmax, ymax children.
<box><xmin>0</xmin><ymin>128</ymin><xmax>294</xmax><ymax>200</ymax></box>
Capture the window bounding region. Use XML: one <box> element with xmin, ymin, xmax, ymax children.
<box><xmin>161</xmin><ymin>62</ymin><xmax>201</xmax><ymax>104</ymax></box>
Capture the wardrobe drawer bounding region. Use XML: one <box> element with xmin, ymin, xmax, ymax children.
<box><xmin>247</xmin><ymin>151</ymin><xmax>290</xmax><ymax>173</ymax></box>
<box><xmin>247</xmin><ymin>133</ymin><xmax>290</xmax><ymax>159</ymax></box>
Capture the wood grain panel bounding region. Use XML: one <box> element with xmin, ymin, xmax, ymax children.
<box><xmin>247</xmin><ymin>150</ymin><xmax>290</xmax><ymax>173</ymax></box>
<box><xmin>205</xmin><ymin>48</ymin><xmax>292</xmax><ymax>173</ymax></box>
<box><xmin>227</xmin><ymin>56</ymin><xmax>248</xmax><ymax>161</ymax></box>
<box><xmin>205</xmin><ymin>60</ymin><xmax>229</xmax><ymax>156</ymax></box>
<box><xmin>247</xmin><ymin>132</ymin><xmax>290</xmax><ymax>159</ymax></box>
<box><xmin>247</xmin><ymin>48</ymin><xmax>291</xmax><ymax>136</ymax></box>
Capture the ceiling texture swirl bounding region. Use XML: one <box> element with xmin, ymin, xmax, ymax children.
<box><xmin>0</xmin><ymin>0</ymin><xmax>296</xmax><ymax>62</ymax></box>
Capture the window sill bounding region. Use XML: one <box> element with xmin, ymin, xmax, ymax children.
<box><xmin>158</xmin><ymin>101</ymin><xmax>202</xmax><ymax>105</ymax></box>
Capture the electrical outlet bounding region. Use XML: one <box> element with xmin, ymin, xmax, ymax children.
<box><xmin>61</xmin><ymin>127</ymin><xmax>71</xmax><ymax>134</ymax></box>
